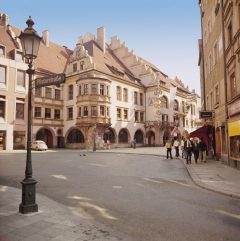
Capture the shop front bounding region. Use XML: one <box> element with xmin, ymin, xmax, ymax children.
<box><xmin>228</xmin><ymin>120</ymin><xmax>240</xmax><ymax>169</ymax></box>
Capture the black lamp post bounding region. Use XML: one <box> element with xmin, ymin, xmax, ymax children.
<box><xmin>19</xmin><ymin>17</ymin><xmax>42</xmax><ymax>214</ymax></box>
<box><xmin>93</xmin><ymin>125</ymin><xmax>97</xmax><ymax>152</ymax></box>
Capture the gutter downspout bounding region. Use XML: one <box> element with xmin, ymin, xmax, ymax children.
<box><xmin>220</xmin><ymin>0</ymin><xmax>230</xmax><ymax>165</ymax></box>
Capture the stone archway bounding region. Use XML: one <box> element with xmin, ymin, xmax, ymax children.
<box><xmin>118</xmin><ymin>128</ymin><xmax>129</xmax><ymax>143</ymax></box>
<box><xmin>36</xmin><ymin>128</ymin><xmax>53</xmax><ymax>148</ymax></box>
<box><xmin>103</xmin><ymin>127</ymin><xmax>116</xmax><ymax>144</ymax></box>
<box><xmin>134</xmin><ymin>129</ymin><xmax>144</xmax><ymax>144</ymax></box>
<box><xmin>67</xmin><ymin>128</ymin><xmax>84</xmax><ymax>144</ymax></box>
<box><xmin>146</xmin><ymin>131</ymin><xmax>155</xmax><ymax>146</ymax></box>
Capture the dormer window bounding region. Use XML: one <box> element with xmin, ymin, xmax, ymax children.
<box><xmin>0</xmin><ymin>45</ymin><xmax>5</xmax><ymax>57</ymax></box>
<box><xmin>80</xmin><ymin>61</ymin><xmax>84</xmax><ymax>70</ymax></box>
<box><xmin>73</xmin><ymin>63</ymin><xmax>77</xmax><ymax>72</ymax></box>
<box><xmin>15</xmin><ymin>50</ymin><xmax>24</xmax><ymax>62</ymax></box>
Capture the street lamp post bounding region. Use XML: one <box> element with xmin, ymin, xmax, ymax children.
<box><xmin>93</xmin><ymin>125</ymin><xmax>97</xmax><ymax>152</ymax></box>
<box><xmin>19</xmin><ymin>17</ymin><xmax>42</xmax><ymax>214</ymax></box>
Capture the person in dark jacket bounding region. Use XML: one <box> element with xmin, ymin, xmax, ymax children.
<box><xmin>192</xmin><ymin>138</ymin><xmax>199</xmax><ymax>164</ymax></box>
<box><xmin>184</xmin><ymin>137</ymin><xmax>193</xmax><ymax>164</ymax></box>
<box><xmin>199</xmin><ymin>137</ymin><xmax>207</xmax><ymax>163</ymax></box>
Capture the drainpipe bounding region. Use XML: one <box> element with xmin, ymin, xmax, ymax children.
<box><xmin>199</xmin><ymin>6</ymin><xmax>206</xmax><ymax>111</ymax></box>
<box><xmin>220</xmin><ymin>0</ymin><xmax>229</xmax><ymax>165</ymax></box>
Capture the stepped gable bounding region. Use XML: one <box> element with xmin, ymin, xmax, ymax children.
<box><xmin>110</xmin><ymin>35</ymin><xmax>168</xmax><ymax>87</ymax></box>
<box><xmin>170</xmin><ymin>77</ymin><xmax>191</xmax><ymax>94</ymax></box>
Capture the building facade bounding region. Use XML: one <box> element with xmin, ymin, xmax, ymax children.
<box><xmin>0</xmin><ymin>13</ymin><xmax>200</xmax><ymax>151</ymax></box>
<box><xmin>199</xmin><ymin>0</ymin><xmax>240</xmax><ymax>169</ymax></box>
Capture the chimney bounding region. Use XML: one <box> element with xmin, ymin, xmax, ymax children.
<box><xmin>42</xmin><ymin>30</ymin><xmax>49</xmax><ymax>47</ymax></box>
<box><xmin>97</xmin><ymin>26</ymin><xmax>105</xmax><ymax>53</ymax></box>
<box><xmin>0</xmin><ymin>13</ymin><xmax>9</xmax><ymax>27</ymax></box>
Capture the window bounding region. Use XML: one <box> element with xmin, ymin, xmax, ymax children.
<box><xmin>183</xmin><ymin>117</ymin><xmax>185</xmax><ymax>127</ymax></box>
<box><xmin>228</xmin><ymin>22</ymin><xmax>233</xmax><ymax>46</ymax></box>
<box><xmin>0</xmin><ymin>96</ymin><xmax>6</xmax><ymax>118</ymax></box>
<box><xmin>162</xmin><ymin>114</ymin><xmax>168</xmax><ymax>122</ymax></box>
<box><xmin>0</xmin><ymin>65</ymin><xmax>6</xmax><ymax>84</ymax></box>
<box><xmin>34</xmin><ymin>107</ymin><xmax>41</xmax><ymax>118</ymax></box>
<box><xmin>79</xmin><ymin>85</ymin><xmax>82</xmax><ymax>96</ymax></box>
<box><xmin>0</xmin><ymin>46</ymin><xmax>5</xmax><ymax>57</ymax></box>
<box><xmin>123</xmin><ymin>109</ymin><xmax>128</xmax><ymax>120</ymax></box>
<box><xmin>68</xmin><ymin>85</ymin><xmax>73</xmax><ymax>100</ymax></box>
<box><xmin>106</xmin><ymin>86</ymin><xmax>109</xmax><ymax>96</ymax></box>
<box><xmin>91</xmin><ymin>106</ymin><xmax>97</xmax><ymax>116</ymax></box>
<box><xmin>117</xmin><ymin>108</ymin><xmax>121</xmax><ymax>119</ymax></box>
<box><xmin>213</xmin><ymin>41</ymin><xmax>219</xmax><ymax>65</ymax></box>
<box><xmin>83</xmin><ymin>84</ymin><xmax>88</xmax><ymax>95</ymax></box>
<box><xmin>123</xmin><ymin>88</ymin><xmax>128</xmax><ymax>102</ymax></box>
<box><xmin>116</xmin><ymin>86</ymin><xmax>121</xmax><ymax>101</ymax></box>
<box><xmin>134</xmin><ymin>91</ymin><xmax>138</xmax><ymax>105</ymax></box>
<box><xmin>230</xmin><ymin>73</ymin><xmax>237</xmax><ymax>99</ymax></box>
<box><xmin>106</xmin><ymin>107</ymin><xmax>109</xmax><ymax>117</ymax></box>
<box><xmin>45</xmin><ymin>108</ymin><xmax>51</xmax><ymax>119</ymax></box>
<box><xmin>215</xmin><ymin>85</ymin><xmax>219</xmax><ymax>104</ymax></box>
<box><xmin>140</xmin><ymin>93</ymin><xmax>143</xmax><ymax>106</ymax></box>
<box><xmin>161</xmin><ymin>96</ymin><xmax>168</xmax><ymax>108</ymax></box>
<box><xmin>210</xmin><ymin>92</ymin><xmax>213</xmax><ymax>110</ymax></box>
<box><xmin>173</xmin><ymin>100</ymin><xmax>179</xmax><ymax>111</ymax></box>
<box><xmin>100</xmin><ymin>84</ymin><xmax>104</xmax><ymax>96</ymax></box>
<box><xmin>80</xmin><ymin>61</ymin><xmax>84</xmax><ymax>70</ymax></box>
<box><xmin>182</xmin><ymin>101</ymin><xmax>185</xmax><ymax>113</ymax></box>
<box><xmin>100</xmin><ymin>106</ymin><xmax>105</xmax><ymax>116</ymax></box>
<box><xmin>45</xmin><ymin>87</ymin><xmax>52</xmax><ymax>98</ymax></box>
<box><xmin>91</xmin><ymin>84</ymin><xmax>97</xmax><ymax>95</ymax></box>
<box><xmin>17</xmin><ymin>70</ymin><xmax>25</xmax><ymax>87</ymax></box>
<box><xmin>140</xmin><ymin>112</ymin><xmax>144</xmax><ymax>122</ymax></box>
<box><xmin>54</xmin><ymin>109</ymin><xmax>61</xmax><ymax>119</ymax></box>
<box><xmin>15</xmin><ymin>51</ymin><xmax>24</xmax><ymax>62</ymax></box>
<box><xmin>78</xmin><ymin>107</ymin><xmax>81</xmax><ymax>117</ymax></box>
<box><xmin>16</xmin><ymin>98</ymin><xmax>24</xmax><ymax>119</ymax></box>
<box><xmin>73</xmin><ymin>63</ymin><xmax>77</xmax><ymax>72</ymax></box>
<box><xmin>55</xmin><ymin>89</ymin><xmax>60</xmax><ymax>100</ymax></box>
<box><xmin>83</xmin><ymin>106</ymin><xmax>88</xmax><ymax>116</ymax></box>
<box><xmin>68</xmin><ymin>107</ymin><xmax>73</xmax><ymax>120</ymax></box>
<box><xmin>35</xmin><ymin>88</ymin><xmax>41</xmax><ymax>97</ymax></box>
<box><xmin>135</xmin><ymin>111</ymin><xmax>139</xmax><ymax>122</ymax></box>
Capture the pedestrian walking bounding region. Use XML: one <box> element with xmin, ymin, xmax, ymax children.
<box><xmin>173</xmin><ymin>138</ymin><xmax>180</xmax><ymax>157</ymax></box>
<box><xmin>199</xmin><ymin>137</ymin><xmax>207</xmax><ymax>163</ymax></box>
<box><xmin>184</xmin><ymin>137</ymin><xmax>193</xmax><ymax>164</ymax></box>
<box><xmin>192</xmin><ymin>138</ymin><xmax>199</xmax><ymax>164</ymax></box>
<box><xmin>180</xmin><ymin>137</ymin><xmax>185</xmax><ymax>158</ymax></box>
<box><xmin>165</xmin><ymin>139</ymin><xmax>173</xmax><ymax>159</ymax></box>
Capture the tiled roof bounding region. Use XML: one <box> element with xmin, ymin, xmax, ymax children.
<box><xmin>35</xmin><ymin>41</ymin><xmax>72</xmax><ymax>74</ymax></box>
<box><xmin>83</xmin><ymin>41</ymin><xmax>142</xmax><ymax>84</ymax></box>
<box><xmin>0</xmin><ymin>25</ymin><xmax>18</xmax><ymax>58</ymax></box>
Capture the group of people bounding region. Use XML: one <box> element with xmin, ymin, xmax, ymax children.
<box><xmin>165</xmin><ymin>136</ymin><xmax>207</xmax><ymax>164</ymax></box>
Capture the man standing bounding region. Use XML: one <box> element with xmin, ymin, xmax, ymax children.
<box><xmin>173</xmin><ymin>137</ymin><xmax>180</xmax><ymax>157</ymax></box>
<box><xmin>184</xmin><ymin>137</ymin><xmax>192</xmax><ymax>164</ymax></box>
<box><xmin>165</xmin><ymin>139</ymin><xmax>173</xmax><ymax>159</ymax></box>
<box><xmin>199</xmin><ymin>137</ymin><xmax>207</xmax><ymax>163</ymax></box>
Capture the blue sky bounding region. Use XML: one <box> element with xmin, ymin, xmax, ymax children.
<box><xmin>1</xmin><ymin>0</ymin><xmax>201</xmax><ymax>94</ymax></box>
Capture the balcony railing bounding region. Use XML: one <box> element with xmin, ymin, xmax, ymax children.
<box><xmin>77</xmin><ymin>95</ymin><xmax>111</xmax><ymax>103</ymax></box>
<box><xmin>76</xmin><ymin>116</ymin><xmax>111</xmax><ymax>126</ymax></box>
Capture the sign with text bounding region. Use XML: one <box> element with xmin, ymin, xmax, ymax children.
<box><xmin>35</xmin><ymin>73</ymin><xmax>65</xmax><ymax>88</ymax></box>
<box><xmin>199</xmin><ymin>111</ymin><xmax>214</xmax><ymax>119</ymax></box>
